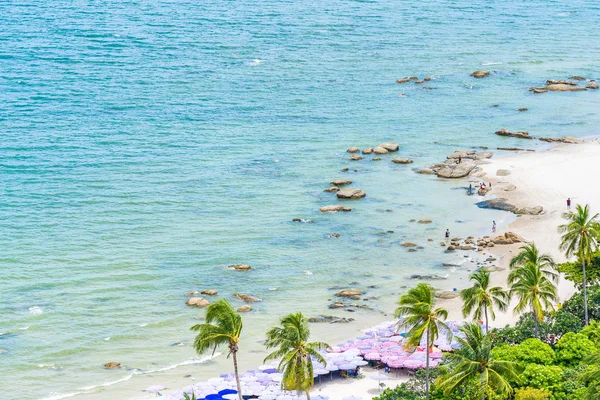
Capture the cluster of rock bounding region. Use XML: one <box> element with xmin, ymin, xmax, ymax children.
<box><xmin>308</xmin><ymin>315</ymin><xmax>355</xmax><ymax>324</ymax></box>
<box><xmin>347</xmin><ymin>142</ymin><xmax>400</xmax><ymax>158</ymax></box>
<box><xmin>396</xmin><ymin>76</ymin><xmax>432</xmax><ymax>84</ymax></box>
<box><xmin>476</xmin><ymin>198</ymin><xmax>544</xmax><ymax>215</ymax></box>
<box><xmin>445</xmin><ymin>232</ymin><xmax>526</xmax><ymax>252</ymax></box>
<box><xmin>335</xmin><ymin>289</ymin><xmax>363</xmax><ymax>300</ymax></box>
<box><xmin>495</xmin><ymin>128</ymin><xmax>580</xmax><ymax>145</ymax></box>
<box><xmin>421</xmin><ymin>149</ymin><xmax>492</xmax><ymax>178</ymax></box>
<box><xmin>529</xmin><ymin>78</ymin><xmax>598</xmax><ymax>93</ymax></box>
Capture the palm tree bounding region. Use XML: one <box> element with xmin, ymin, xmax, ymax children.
<box><xmin>395</xmin><ymin>283</ymin><xmax>451</xmax><ymax>400</ymax></box>
<box><xmin>461</xmin><ymin>269</ymin><xmax>509</xmax><ymax>333</ymax></box>
<box><xmin>264</xmin><ymin>313</ymin><xmax>330</xmax><ymax>400</ymax></box>
<box><xmin>583</xmin><ymin>353</ymin><xmax>600</xmax><ymax>400</ymax></box>
<box><xmin>559</xmin><ymin>204</ymin><xmax>600</xmax><ymax>325</ymax></box>
<box><xmin>509</xmin><ymin>242</ymin><xmax>558</xmax><ymax>283</ymax></box>
<box><xmin>438</xmin><ymin>322</ymin><xmax>521</xmax><ymax>400</ymax></box>
<box><xmin>508</xmin><ymin>262</ymin><xmax>558</xmax><ymax>338</ymax></box>
<box><xmin>191</xmin><ymin>299</ymin><xmax>244</xmax><ymax>400</ymax></box>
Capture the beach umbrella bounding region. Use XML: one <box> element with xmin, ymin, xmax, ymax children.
<box><xmin>355</xmin><ymin>360</ymin><xmax>368</xmax><ymax>366</ymax></box>
<box><xmin>218</xmin><ymin>389</ymin><xmax>237</xmax><ymax>396</ymax></box>
<box><xmin>364</xmin><ymin>352</ymin><xmax>381</xmax><ymax>361</ymax></box>
<box><xmin>371</xmin><ymin>374</ymin><xmax>389</xmax><ymax>393</ymax></box>
<box><xmin>338</xmin><ymin>363</ymin><xmax>356</xmax><ymax>370</ymax></box>
<box><xmin>263</xmin><ymin>368</ymin><xmax>278</xmax><ymax>374</ymax></box>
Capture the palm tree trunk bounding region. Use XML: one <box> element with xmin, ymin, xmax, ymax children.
<box><xmin>532</xmin><ymin>306</ymin><xmax>540</xmax><ymax>339</ymax></box>
<box><xmin>583</xmin><ymin>258</ymin><xmax>589</xmax><ymax>325</ymax></box>
<box><xmin>484</xmin><ymin>307</ymin><xmax>489</xmax><ymax>334</ymax></box>
<box><xmin>306</xmin><ymin>391</ymin><xmax>311</xmax><ymax>400</ymax></box>
<box><xmin>232</xmin><ymin>349</ymin><xmax>243</xmax><ymax>400</ymax></box>
<box><xmin>426</xmin><ymin>328</ymin><xmax>430</xmax><ymax>400</ymax></box>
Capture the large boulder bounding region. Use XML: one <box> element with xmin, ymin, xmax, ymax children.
<box><xmin>330</xmin><ymin>179</ymin><xmax>352</xmax><ymax>186</ymax></box>
<box><xmin>373</xmin><ymin>146</ymin><xmax>388</xmax><ymax>154</ymax></box>
<box><xmin>435</xmin><ymin>161</ymin><xmax>477</xmax><ymax>178</ymax></box>
<box><xmin>336</xmin><ymin>188</ymin><xmax>366</xmax><ymax>199</ymax></box>
<box><xmin>476</xmin><ymin>198</ymin><xmax>517</xmax><ymax>213</ymax></box>
<box><xmin>542</xmin><ymin>84</ymin><xmax>586</xmax><ymax>92</ymax></box>
<box><xmin>416</xmin><ymin>168</ymin><xmax>435</xmax><ymax>175</ymax></box>
<box><xmin>233</xmin><ymin>293</ymin><xmax>261</xmax><ymax>303</ymax></box>
<box><xmin>347</xmin><ymin>147</ymin><xmax>360</xmax><ymax>153</ymax></box>
<box><xmin>320</xmin><ymin>205</ymin><xmax>352</xmax><ymax>212</ymax></box>
<box><xmin>237</xmin><ymin>305</ymin><xmax>252</xmax><ymax>312</ymax></box>
<box><xmin>392</xmin><ymin>158</ymin><xmax>413</xmax><ymax>164</ymax></box>
<box><xmin>492</xmin><ymin>232</ymin><xmax>526</xmax><ymax>245</ymax></box>
<box><xmin>229</xmin><ymin>264</ymin><xmax>252</xmax><ymax>271</ymax></box>
<box><xmin>471</xmin><ymin>70</ymin><xmax>490</xmax><ymax>78</ymax></box>
<box><xmin>378</xmin><ymin>142</ymin><xmax>400</xmax><ymax>152</ymax></box>
<box><xmin>587</xmin><ymin>80</ymin><xmax>599</xmax><ymax>89</ymax></box>
<box><xmin>495</xmin><ymin>128</ymin><xmax>532</xmax><ymax>139</ymax></box>
<box><xmin>335</xmin><ymin>289</ymin><xmax>363</xmax><ymax>299</ymax></box>
<box><xmin>515</xmin><ymin>206</ymin><xmax>544</xmax><ymax>215</ymax></box>
<box><xmin>362</xmin><ymin>147</ymin><xmax>374</xmax><ymax>154</ymax></box>
<box><xmin>104</xmin><ymin>362</ymin><xmax>122</xmax><ymax>369</ymax></box>
<box><xmin>349</xmin><ymin>154</ymin><xmax>363</xmax><ymax>160</ymax></box>
<box><xmin>186</xmin><ymin>297</ymin><xmax>210</xmax><ymax>307</ymax></box>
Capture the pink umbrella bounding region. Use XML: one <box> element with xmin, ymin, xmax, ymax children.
<box><xmin>364</xmin><ymin>352</ymin><xmax>382</xmax><ymax>361</ymax></box>
<box><xmin>404</xmin><ymin>359</ymin><xmax>425</xmax><ymax>369</ymax></box>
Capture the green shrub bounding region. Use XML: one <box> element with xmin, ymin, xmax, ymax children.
<box><xmin>492</xmin><ymin>339</ymin><xmax>555</xmax><ymax>365</ymax></box>
<box><xmin>514</xmin><ymin>387</ymin><xmax>552</xmax><ymax>400</ymax></box>
<box><xmin>555</xmin><ymin>332</ymin><xmax>597</xmax><ymax>365</ymax></box>
<box><xmin>490</xmin><ymin>310</ymin><xmax>582</xmax><ymax>346</ymax></box>
<box><xmin>557</xmin><ymin>254</ymin><xmax>600</xmax><ymax>290</ymax></box>
<box><xmin>521</xmin><ymin>364</ymin><xmax>563</xmax><ymax>390</ymax></box>
<box><xmin>562</xmin><ymin>285</ymin><xmax>600</xmax><ymax>324</ymax></box>
<box><xmin>373</xmin><ymin>383</ymin><xmax>425</xmax><ymax>400</ymax></box>
<box><xmin>580</xmin><ymin>321</ymin><xmax>600</xmax><ymax>345</ymax></box>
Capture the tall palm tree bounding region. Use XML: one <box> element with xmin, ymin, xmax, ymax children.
<box><xmin>395</xmin><ymin>283</ymin><xmax>451</xmax><ymax>400</ymax></box>
<box><xmin>461</xmin><ymin>269</ymin><xmax>509</xmax><ymax>333</ymax></box>
<box><xmin>583</xmin><ymin>353</ymin><xmax>600</xmax><ymax>400</ymax></box>
<box><xmin>264</xmin><ymin>313</ymin><xmax>330</xmax><ymax>400</ymax></box>
<box><xmin>509</xmin><ymin>243</ymin><xmax>558</xmax><ymax>283</ymax></box>
<box><xmin>558</xmin><ymin>204</ymin><xmax>600</xmax><ymax>325</ymax></box>
<box><xmin>438</xmin><ymin>322</ymin><xmax>521</xmax><ymax>400</ymax></box>
<box><xmin>508</xmin><ymin>262</ymin><xmax>558</xmax><ymax>338</ymax></box>
<box><xmin>191</xmin><ymin>299</ymin><xmax>244</xmax><ymax>400</ymax></box>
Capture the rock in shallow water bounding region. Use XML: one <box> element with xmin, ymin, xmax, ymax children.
<box><xmin>320</xmin><ymin>205</ymin><xmax>352</xmax><ymax>212</ymax></box>
<box><xmin>186</xmin><ymin>297</ymin><xmax>210</xmax><ymax>307</ymax></box>
<box><xmin>336</xmin><ymin>188</ymin><xmax>366</xmax><ymax>199</ymax></box>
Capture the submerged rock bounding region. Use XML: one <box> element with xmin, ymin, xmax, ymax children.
<box><xmin>378</xmin><ymin>142</ymin><xmax>400</xmax><ymax>152</ymax></box>
<box><xmin>104</xmin><ymin>362</ymin><xmax>122</xmax><ymax>369</ymax></box>
<box><xmin>233</xmin><ymin>293</ymin><xmax>261</xmax><ymax>303</ymax></box>
<box><xmin>471</xmin><ymin>70</ymin><xmax>490</xmax><ymax>78</ymax></box>
<box><xmin>320</xmin><ymin>205</ymin><xmax>352</xmax><ymax>212</ymax></box>
<box><xmin>373</xmin><ymin>146</ymin><xmax>388</xmax><ymax>154</ymax></box>
<box><xmin>201</xmin><ymin>289</ymin><xmax>218</xmax><ymax>296</ymax></box>
<box><xmin>229</xmin><ymin>264</ymin><xmax>252</xmax><ymax>271</ymax></box>
<box><xmin>418</xmin><ymin>219</ymin><xmax>432</xmax><ymax>224</ymax></box>
<box><xmin>324</xmin><ymin>186</ymin><xmax>340</xmax><ymax>193</ymax></box>
<box><xmin>347</xmin><ymin>147</ymin><xmax>360</xmax><ymax>153</ymax></box>
<box><xmin>396</xmin><ymin>78</ymin><xmax>410</xmax><ymax>84</ymax></box>
<box><xmin>349</xmin><ymin>154</ymin><xmax>363</xmax><ymax>160</ymax></box>
<box><xmin>539</xmin><ymin>136</ymin><xmax>579</xmax><ymax>144</ymax></box>
<box><xmin>392</xmin><ymin>158</ymin><xmax>413</xmax><ymax>164</ymax></box>
<box><xmin>336</xmin><ymin>188</ymin><xmax>366</xmax><ymax>199</ymax></box>
<box><xmin>330</xmin><ymin>179</ymin><xmax>352</xmax><ymax>186</ymax></box>
<box><xmin>495</xmin><ymin>128</ymin><xmax>532</xmax><ymax>139</ymax></box>
<box><xmin>335</xmin><ymin>289</ymin><xmax>363</xmax><ymax>299</ymax></box>
<box><xmin>186</xmin><ymin>297</ymin><xmax>210</xmax><ymax>307</ymax></box>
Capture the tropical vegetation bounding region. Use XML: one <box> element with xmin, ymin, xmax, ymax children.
<box><xmin>461</xmin><ymin>269</ymin><xmax>509</xmax><ymax>332</ymax></box>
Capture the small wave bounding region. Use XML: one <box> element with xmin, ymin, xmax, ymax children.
<box><xmin>20</xmin><ymin>326</ymin><xmax>30</xmax><ymax>330</ymax></box>
<box><xmin>249</xmin><ymin>59</ymin><xmax>262</xmax><ymax>66</ymax></box>
<box><xmin>303</xmin><ymin>271</ymin><xmax>313</xmax><ymax>275</ymax></box>
<box><xmin>481</xmin><ymin>62</ymin><xmax>502</xmax><ymax>66</ymax></box>
<box><xmin>139</xmin><ymin>323</ymin><xmax>148</xmax><ymax>327</ymax></box>
<box><xmin>38</xmin><ymin>363</ymin><xmax>60</xmax><ymax>369</ymax></box>
<box><xmin>103</xmin><ymin>337</ymin><xmax>110</xmax><ymax>341</ymax></box>
<box><xmin>40</xmin><ymin>354</ymin><xmax>219</xmax><ymax>400</ymax></box>
<box><xmin>29</xmin><ymin>306</ymin><xmax>43</xmax><ymax>315</ymax></box>
<box><xmin>268</xmin><ymin>287</ymin><xmax>277</xmax><ymax>291</ymax></box>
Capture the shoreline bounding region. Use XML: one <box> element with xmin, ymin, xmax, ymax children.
<box><xmin>55</xmin><ymin>139</ymin><xmax>599</xmax><ymax>400</ymax></box>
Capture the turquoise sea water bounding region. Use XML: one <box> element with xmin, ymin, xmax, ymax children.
<box><xmin>1</xmin><ymin>1</ymin><xmax>600</xmax><ymax>399</ymax></box>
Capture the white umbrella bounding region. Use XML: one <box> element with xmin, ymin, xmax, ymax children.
<box><xmin>371</xmin><ymin>374</ymin><xmax>389</xmax><ymax>393</ymax></box>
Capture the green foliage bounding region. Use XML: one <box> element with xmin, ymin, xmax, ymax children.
<box><xmin>562</xmin><ymin>285</ymin><xmax>600</xmax><ymax>324</ymax></box>
<box><xmin>521</xmin><ymin>364</ymin><xmax>563</xmax><ymax>390</ymax></box>
<box><xmin>580</xmin><ymin>321</ymin><xmax>600</xmax><ymax>345</ymax></box>
<box><xmin>183</xmin><ymin>393</ymin><xmax>197</xmax><ymax>400</ymax></box>
<box><xmin>373</xmin><ymin>384</ymin><xmax>425</xmax><ymax>400</ymax></box>
<box><xmin>491</xmin><ymin>339</ymin><xmax>555</xmax><ymax>365</ymax></box>
<box><xmin>514</xmin><ymin>387</ymin><xmax>552</xmax><ymax>400</ymax></box>
<box><xmin>555</xmin><ymin>332</ymin><xmax>598</xmax><ymax>366</ymax></box>
<box><xmin>461</xmin><ymin>269</ymin><xmax>509</xmax><ymax>331</ymax></box>
<box><xmin>557</xmin><ymin>254</ymin><xmax>600</xmax><ymax>289</ymax></box>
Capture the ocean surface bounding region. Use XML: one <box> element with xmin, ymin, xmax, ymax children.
<box><xmin>1</xmin><ymin>1</ymin><xmax>600</xmax><ymax>399</ymax></box>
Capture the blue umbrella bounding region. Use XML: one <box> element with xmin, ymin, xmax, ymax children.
<box><xmin>263</xmin><ymin>368</ymin><xmax>278</xmax><ymax>374</ymax></box>
<box><xmin>205</xmin><ymin>395</ymin><xmax>224</xmax><ymax>400</ymax></box>
<box><xmin>218</xmin><ymin>389</ymin><xmax>237</xmax><ymax>395</ymax></box>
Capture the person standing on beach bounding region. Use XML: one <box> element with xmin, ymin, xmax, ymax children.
<box><xmin>445</xmin><ymin>229</ymin><xmax>450</xmax><ymax>239</ymax></box>
<box><xmin>492</xmin><ymin>220</ymin><xmax>496</xmax><ymax>233</ymax></box>
<box><xmin>567</xmin><ymin>198</ymin><xmax>571</xmax><ymax>210</ymax></box>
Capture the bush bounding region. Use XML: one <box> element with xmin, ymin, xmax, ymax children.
<box><xmin>490</xmin><ymin>310</ymin><xmax>582</xmax><ymax>346</ymax></box>
<box><xmin>492</xmin><ymin>339</ymin><xmax>555</xmax><ymax>365</ymax></box>
<box><xmin>373</xmin><ymin>384</ymin><xmax>425</xmax><ymax>400</ymax></box>
<box><xmin>562</xmin><ymin>285</ymin><xmax>600</xmax><ymax>324</ymax></box>
<box><xmin>521</xmin><ymin>364</ymin><xmax>563</xmax><ymax>390</ymax></box>
<box><xmin>555</xmin><ymin>332</ymin><xmax>597</xmax><ymax>366</ymax></box>
<box><xmin>514</xmin><ymin>387</ymin><xmax>552</xmax><ymax>400</ymax></box>
<box><xmin>580</xmin><ymin>321</ymin><xmax>600</xmax><ymax>345</ymax></box>
<box><xmin>557</xmin><ymin>254</ymin><xmax>600</xmax><ymax>290</ymax></box>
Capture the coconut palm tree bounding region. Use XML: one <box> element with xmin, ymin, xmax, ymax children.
<box><xmin>583</xmin><ymin>353</ymin><xmax>600</xmax><ymax>400</ymax></box>
<box><xmin>395</xmin><ymin>283</ymin><xmax>451</xmax><ymax>400</ymax></box>
<box><xmin>264</xmin><ymin>312</ymin><xmax>330</xmax><ymax>400</ymax></box>
<box><xmin>191</xmin><ymin>299</ymin><xmax>243</xmax><ymax>400</ymax></box>
<box><xmin>438</xmin><ymin>322</ymin><xmax>521</xmax><ymax>400</ymax></box>
<box><xmin>461</xmin><ymin>269</ymin><xmax>509</xmax><ymax>333</ymax></box>
<box><xmin>509</xmin><ymin>242</ymin><xmax>558</xmax><ymax>283</ymax></box>
<box><xmin>559</xmin><ymin>204</ymin><xmax>600</xmax><ymax>325</ymax></box>
<box><xmin>508</xmin><ymin>262</ymin><xmax>558</xmax><ymax>338</ymax></box>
